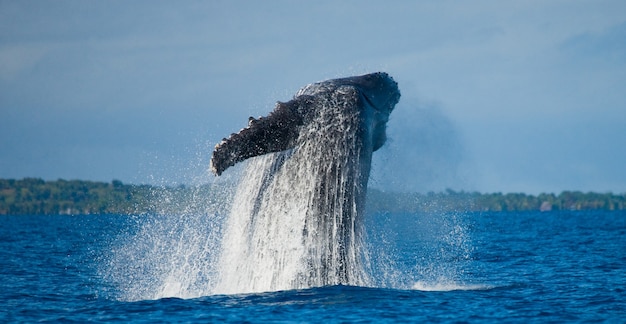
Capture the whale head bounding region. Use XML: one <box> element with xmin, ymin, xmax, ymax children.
<box><xmin>295</xmin><ymin>72</ymin><xmax>399</xmax><ymax>151</ymax></box>
<box><xmin>330</xmin><ymin>72</ymin><xmax>400</xmax><ymax>114</ymax></box>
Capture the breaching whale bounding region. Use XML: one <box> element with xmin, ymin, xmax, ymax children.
<box><xmin>211</xmin><ymin>72</ymin><xmax>400</xmax><ymax>293</ymax></box>
<box><xmin>211</xmin><ymin>72</ymin><xmax>400</xmax><ymax>176</ymax></box>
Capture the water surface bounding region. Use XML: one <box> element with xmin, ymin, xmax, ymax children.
<box><xmin>1</xmin><ymin>211</ymin><xmax>624</xmax><ymax>322</ymax></box>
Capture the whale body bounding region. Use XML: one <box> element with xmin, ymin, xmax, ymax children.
<box><xmin>211</xmin><ymin>72</ymin><xmax>400</xmax><ymax>293</ymax></box>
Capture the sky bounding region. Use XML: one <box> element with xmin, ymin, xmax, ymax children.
<box><xmin>1</xmin><ymin>0</ymin><xmax>625</xmax><ymax>194</ymax></box>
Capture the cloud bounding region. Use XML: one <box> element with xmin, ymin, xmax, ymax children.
<box><xmin>0</xmin><ymin>43</ymin><xmax>50</xmax><ymax>82</ymax></box>
<box><xmin>561</xmin><ymin>21</ymin><xmax>626</xmax><ymax>63</ymax></box>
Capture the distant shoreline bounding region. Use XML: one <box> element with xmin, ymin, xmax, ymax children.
<box><xmin>1</xmin><ymin>178</ymin><xmax>625</xmax><ymax>215</ymax></box>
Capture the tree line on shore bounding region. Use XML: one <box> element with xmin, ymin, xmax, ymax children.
<box><xmin>1</xmin><ymin>178</ymin><xmax>625</xmax><ymax>215</ymax></box>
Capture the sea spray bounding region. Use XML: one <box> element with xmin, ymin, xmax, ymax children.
<box><xmin>103</xmin><ymin>71</ymin><xmax>476</xmax><ymax>298</ymax></box>
<box><xmin>214</xmin><ymin>94</ymin><xmax>373</xmax><ymax>294</ymax></box>
<box><xmin>102</xmin><ymin>182</ymin><xmax>233</xmax><ymax>301</ymax></box>
<box><xmin>103</xmin><ymin>169</ymin><xmax>475</xmax><ymax>299</ymax></box>
<box><xmin>104</xmin><ymin>92</ymin><xmax>377</xmax><ymax>298</ymax></box>
<box><xmin>414</xmin><ymin>211</ymin><xmax>473</xmax><ymax>291</ymax></box>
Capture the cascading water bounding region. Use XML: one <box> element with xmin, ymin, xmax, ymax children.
<box><xmin>214</xmin><ymin>93</ymin><xmax>373</xmax><ymax>294</ymax></box>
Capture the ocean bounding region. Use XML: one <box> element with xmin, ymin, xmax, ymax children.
<box><xmin>1</xmin><ymin>209</ymin><xmax>624</xmax><ymax>322</ymax></box>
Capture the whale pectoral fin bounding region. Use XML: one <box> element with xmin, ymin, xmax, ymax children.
<box><xmin>210</xmin><ymin>99</ymin><xmax>306</xmax><ymax>176</ymax></box>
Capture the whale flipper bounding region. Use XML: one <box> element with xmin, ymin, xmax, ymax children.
<box><xmin>210</xmin><ymin>97</ymin><xmax>313</xmax><ymax>176</ymax></box>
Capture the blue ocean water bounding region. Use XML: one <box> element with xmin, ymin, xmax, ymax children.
<box><xmin>1</xmin><ymin>210</ymin><xmax>625</xmax><ymax>322</ymax></box>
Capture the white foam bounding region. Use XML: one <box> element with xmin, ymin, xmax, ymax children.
<box><xmin>412</xmin><ymin>280</ymin><xmax>492</xmax><ymax>292</ymax></box>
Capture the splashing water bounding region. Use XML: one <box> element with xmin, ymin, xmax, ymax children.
<box><xmin>102</xmin><ymin>184</ymin><xmax>231</xmax><ymax>301</ymax></box>
<box><xmin>408</xmin><ymin>213</ymin><xmax>476</xmax><ymax>291</ymax></box>
<box><xmin>214</xmin><ymin>95</ymin><xmax>373</xmax><ymax>294</ymax></box>
<box><xmin>103</xmin><ymin>89</ymin><xmax>476</xmax><ymax>299</ymax></box>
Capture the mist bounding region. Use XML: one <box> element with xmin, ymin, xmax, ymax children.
<box><xmin>370</xmin><ymin>99</ymin><xmax>470</xmax><ymax>193</ymax></box>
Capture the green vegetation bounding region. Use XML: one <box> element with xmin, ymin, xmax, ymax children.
<box><xmin>366</xmin><ymin>189</ymin><xmax>626</xmax><ymax>213</ymax></box>
<box><xmin>0</xmin><ymin>178</ymin><xmax>151</xmax><ymax>215</ymax></box>
<box><xmin>1</xmin><ymin>178</ymin><xmax>624</xmax><ymax>215</ymax></box>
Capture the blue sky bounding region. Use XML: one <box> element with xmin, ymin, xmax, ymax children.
<box><xmin>1</xmin><ymin>0</ymin><xmax>625</xmax><ymax>194</ymax></box>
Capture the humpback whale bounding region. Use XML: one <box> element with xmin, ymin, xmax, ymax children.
<box><xmin>211</xmin><ymin>72</ymin><xmax>400</xmax><ymax>293</ymax></box>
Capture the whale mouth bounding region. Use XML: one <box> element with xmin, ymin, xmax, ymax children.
<box><xmin>356</xmin><ymin>74</ymin><xmax>400</xmax><ymax>115</ymax></box>
<box><xmin>361</xmin><ymin>93</ymin><xmax>378</xmax><ymax>110</ymax></box>
<box><xmin>362</xmin><ymin>92</ymin><xmax>394</xmax><ymax>116</ymax></box>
